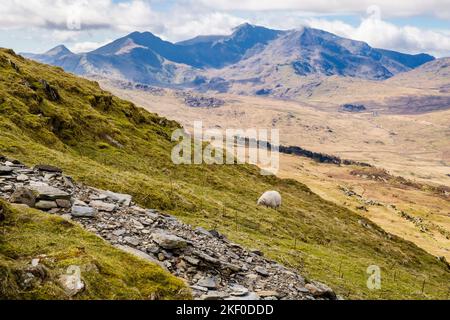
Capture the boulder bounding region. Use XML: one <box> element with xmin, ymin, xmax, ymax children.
<box><xmin>0</xmin><ymin>166</ymin><xmax>13</xmax><ymax>175</ymax></box>
<box><xmin>197</xmin><ymin>276</ymin><xmax>218</xmax><ymax>289</ymax></box>
<box><xmin>10</xmin><ymin>187</ymin><xmax>36</xmax><ymax>207</ymax></box>
<box><xmin>34</xmin><ymin>164</ymin><xmax>62</xmax><ymax>173</ymax></box>
<box><xmin>103</xmin><ymin>191</ymin><xmax>132</xmax><ymax>207</ymax></box>
<box><xmin>152</xmin><ymin>232</ymin><xmax>188</xmax><ymax>250</ymax></box>
<box><xmin>29</xmin><ymin>185</ymin><xmax>71</xmax><ymax>201</ymax></box>
<box><xmin>256</xmin><ymin>290</ymin><xmax>280</xmax><ymax>298</ymax></box>
<box><xmin>305</xmin><ymin>282</ymin><xmax>337</xmax><ymax>300</ymax></box>
<box><xmin>1</xmin><ymin>185</ymin><xmax>14</xmax><ymax>192</ymax></box>
<box><xmin>71</xmin><ymin>205</ymin><xmax>97</xmax><ymax>218</ymax></box>
<box><xmin>124</xmin><ymin>236</ymin><xmax>139</xmax><ymax>247</ymax></box>
<box><xmin>201</xmin><ymin>291</ymin><xmax>229</xmax><ymax>300</ymax></box>
<box><xmin>221</xmin><ymin>262</ymin><xmax>241</xmax><ymax>272</ymax></box>
<box><xmin>56</xmin><ymin>199</ymin><xmax>72</xmax><ymax>208</ymax></box>
<box><xmin>58</xmin><ymin>273</ymin><xmax>84</xmax><ymax>297</ymax></box>
<box><xmin>183</xmin><ymin>256</ymin><xmax>200</xmax><ymax>266</ymax></box>
<box><xmin>230</xmin><ymin>284</ymin><xmax>249</xmax><ymax>296</ymax></box>
<box><xmin>255</xmin><ymin>266</ymin><xmax>269</xmax><ymax>277</ymax></box>
<box><xmin>225</xmin><ymin>292</ymin><xmax>260</xmax><ymax>300</ymax></box>
<box><xmin>16</xmin><ymin>174</ymin><xmax>29</xmax><ymax>182</ymax></box>
<box><xmin>112</xmin><ymin>229</ymin><xmax>126</xmax><ymax>237</ymax></box>
<box><xmin>35</xmin><ymin>201</ymin><xmax>58</xmax><ymax>210</ymax></box>
<box><xmin>89</xmin><ymin>200</ymin><xmax>117</xmax><ymax>212</ymax></box>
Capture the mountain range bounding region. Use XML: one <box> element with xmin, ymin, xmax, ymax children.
<box><xmin>23</xmin><ymin>23</ymin><xmax>435</xmax><ymax>92</ymax></box>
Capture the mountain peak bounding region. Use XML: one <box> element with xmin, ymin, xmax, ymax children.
<box><xmin>232</xmin><ymin>22</ymin><xmax>255</xmax><ymax>32</ymax></box>
<box><xmin>231</xmin><ymin>23</ymin><xmax>280</xmax><ymax>36</ymax></box>
<box><xmin>26</xmin><ymin>24</ymin><xmax>437</xmax><ymax>84</ymax></box>
<box><xmin>45</xmin><ymin>45</ymin><xmax>72</xmax><ymax>56</ymax></box>
<box><xmin>227</xmin><ymin>23</ymin><xmax>283</xmax><ymax>49</ymax></box>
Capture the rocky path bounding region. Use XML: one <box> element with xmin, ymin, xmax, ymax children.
<box><xmin>0</xmin><ymin>156</ymin><xmax>337</xmax><ymax>300</ymax></box>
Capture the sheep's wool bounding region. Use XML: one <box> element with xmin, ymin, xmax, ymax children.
<box><xmin>257</xmin><ymin>191</ymin><xmax>282</xmax><ymax>209</ymax></box>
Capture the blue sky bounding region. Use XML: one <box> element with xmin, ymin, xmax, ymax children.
<box><xmin>1</xmin><ymin>0</ymin><xmax>449</xmax><ymax>57</ymax></box>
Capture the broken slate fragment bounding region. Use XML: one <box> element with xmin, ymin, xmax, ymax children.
<box><xmin>35</xmin><ymin>201</ymin><xmax>58</xmax><ymax>210</ymax></box>
<box><xmin>71</xmin><ymin>205</ymin><xmax>97</xmax><ymax>218</ymax></box>
<box><xmin>0</xmin><ymin>166</ymin><xmax>13</xmax><ymax>175</ymax></box>
<box><xmin>103</xmin><ymin>191</ymin><xmax>132</xmax><ymax>207</ymax></box>
<box><xmin>89</xmin><ymin>200</ymin><xmax>117</xmax><ymax>212</ymax></box>
<box><xmin>255</xmin><ymin>266</ymin><xmax>269</xmax><ymax>277</ymax></box>
<box><xmin>16</xmin><ymin>174</ymin><xmax>29</xmax><ymax>182</ymax></box>
<box><xmin>34</xmin><ymin>164</ymin><xmax>62</xmax><ymax>173</ymax></box>
<box><xmin>29</xmin><ymin>185</ymin><xmax>71</xmax><ymax>201</ymax></box>
<box><xmin>152</xmin><ymin>231</ymin><xmax>188</xmax><ymax>250</ymax></box>
<box><xmin>124</xmin><ymin>236</ymin><xmax>140</xmax><ymax>246</ymax></box>
<box><xmin>10</xmin><ymin>187</ymin><xmax>36</xmax><ymax>207</ymax></box>
<box><xmin>197</xmin><ymin>276</ymin><xmax>219</xmax><ymax>289</ymax></box>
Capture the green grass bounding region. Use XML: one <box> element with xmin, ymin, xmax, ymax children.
<box><xmin>0</xmin><ymin>48</ymin><xmax>449</xmax><ymax>300</ymax></box>
<box><xmin>0</xmin><ymin>200</ymin><xmax>190</xmax><ymax>300</ymax></box>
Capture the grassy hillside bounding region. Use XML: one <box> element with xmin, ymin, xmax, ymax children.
<box><xmin>0</xmin><ymin>48</ymin><xmax>449</xmax><ymax>299</ymax></box>
<box><xmin>0</xmin><ymin>200</ymin><xmax>189</xmax><ymax>299</ymax></box>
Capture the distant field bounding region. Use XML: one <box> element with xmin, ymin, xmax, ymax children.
<box><xmin>101</xmin><ymin>80</ymin><xmax>450</xmax><ymax>266</ymax></box>
<box><xmin>103</xmin><ymin>82</ymin><xmax>450</xmax><ymax>187</ymax></box>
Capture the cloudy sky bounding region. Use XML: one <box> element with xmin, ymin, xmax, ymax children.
<box><xmin>1</xmin><ymin>0</ymin><xmax>449</xmax><ymax>57</ymax></box>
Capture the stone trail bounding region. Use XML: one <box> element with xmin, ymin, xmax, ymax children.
<box><xmin>0</xmin><ymin>157</ymin><xmax>337</xmax><ymax>300</ymax></box>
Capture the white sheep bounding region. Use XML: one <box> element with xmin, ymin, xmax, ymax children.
<box><xmin>257</xmin><ymin>191</ymin><xmax>282</xmax><ymax>209</ymax></box>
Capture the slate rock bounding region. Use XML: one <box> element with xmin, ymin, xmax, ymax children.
<box><xmin>29</xmin><ymin>185</ymin><xmax>71</xmax><ymax>201</ymax></box>
<box><xmin>201</xmin><ymin>291</ymin><xmax>230</xmax><ymax>300</ymax></box>
<box><xmin>35</xmin><ymin>201</ymin><xmax>58</xmax><ymax>210</ymax></box>
<box><xmin>197</xmin><ymin>276</ymin><xmax>218</xmax><ymax>289</ymax></box>
<box><xmin>71</xmin><ymin>205</ymin><xmax>97</xmax><ymax>218</ymax></box>
<box><xmin>152</xmin><ymin>232</ymin><xmax>188</xmax><ymax>250</ymax></box>
<box><xmin>89</xmin><ymin>200</ymin><xmax>117</xmax><ymax>212</ymax></box>
<box><xmin>0</xmin><ymin>166</ymin><xmax>13</xmax><ymax>175</ymax></box>
<box><xmin>10</xmin><ymin>187</ymin><xmax>36</xmax><ymax>207</ymax></box>
<box><xmin>16</xmin><ymin>174</ymin><xmax>29</xmax><ymax>182</ymax></box>
<box><xmin>103</xmin><ymin>191</ymin><xmax>132</xmax><ymax>207</ymax></box>
<box><xmin>34</xmin><ymin>164</ymin><xmax>62</xmax><ymax>173</ymax></box>
<box><xmin>305</xmin><ymin>282</ymin><xmax>337</xmax><ymax>300</ymax></box>
<box><xmin>124</xmin><ymin>236</ymin><xmax>140</xmax><ymax>246</ymax></box>
<box><xmin>255</xmin><ymin>266</ymin><xmax>269</xmax><ymax>277</ymax></box>
<box><xmin>56</xmin><ymin>199</ymin><xmax>72</xmax><ymax>208</ymax></box>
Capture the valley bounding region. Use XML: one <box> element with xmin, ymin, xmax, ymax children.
<box><xmin>102</xmin><ymin>81</ymin><xmax>450</xmax><ymax>187</ymax></box>
<box><xmin>2</xmin><ymin>17</ymin><xmax>450</xmax><ymax>302</ymax></box>
<box><xmin>1</xmin><ymin>48</ymin><xmax>449</xmax><ymax>300</ymax></box>
<box><xmin>99</xmin><ymin>74</ymin><xmax>450</xmax><ymax>267</ymax></box>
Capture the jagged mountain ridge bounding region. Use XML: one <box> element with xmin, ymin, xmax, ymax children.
<box><xmin>22</xmin><ymin>23</ymin><xmax>434</xmax><ymax>88</ymax></box>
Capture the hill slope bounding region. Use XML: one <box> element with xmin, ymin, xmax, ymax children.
<box><xmin>387</xmin><ymin>57</ymin><xmax>450</xmax><ymax>92</ymax></box>
<box><xmin>0</xmin><ymin>200</ymin><xmax>189</xmax><ymax>299</ymax></box>
<box><xmin>1</xmin><ymin>48</ymin><xmax>449</xmax><ymax>299</ymax></box>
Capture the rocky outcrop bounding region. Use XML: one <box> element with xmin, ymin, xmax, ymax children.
<box><xmin>341</xmin><ymin>104</ymin><xmax>367</xmax><ymax>112</ymax></box>
<box><xmin>0</xmin><ymin>156</ymin><xmax>338</xmax><ymax>301</ymax></box>
<box><xmin>176</xmin><ymin>91</ymin><xmax>225</xmax><ymax>108</ymax></box>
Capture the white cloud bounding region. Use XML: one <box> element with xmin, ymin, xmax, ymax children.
<box><xmin>0</xmin><ymin>0</ymin><xmax>449</xmax><ymax>57</ymax></box>
<box><xmin>69</xmin><ymin>40</ymin><xmax>113</xmax><ymax>53</ymax></box>
<box><xmin>303</xmin><ymin>16</ymin><xmax>450</xmax><ymax>57</ymax></box>
<box><xmin>0</xmin><ymin>0</ymin><xmax>242</xmax><ymax>43</ymax></box>
<box><xmin>160</xmin><ymin>11</ymin><xmax>244</xmax><ymax>40</ymax></box>
<box><xmin>194</xmin><ymin>0</ymin><xmax>450</xmax><ymax>19</ymax></box>
<box><xmin>0</xmin><ymin>0</ymin><xmax>157</xmax><ymax>31</ymax></box>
